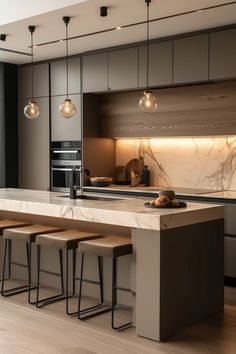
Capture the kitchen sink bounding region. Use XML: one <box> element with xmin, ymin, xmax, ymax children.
<box><xmin>59</xmin><ymin>194</ymin><xmax>123</xmax><ymax>201</ymax></box>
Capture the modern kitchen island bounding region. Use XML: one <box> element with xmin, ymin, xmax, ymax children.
<box><xmin>0</xmin><ymin>188</ymin><xmax>224</xmax><ymax>341</ymax></box>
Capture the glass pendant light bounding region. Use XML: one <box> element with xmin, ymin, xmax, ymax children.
<box><xmin>24</xmin><ymin>26</ymin><xmax>40</xmax><ymax>119</ymax></box>
<box><xmin>139</xmin><ymin>0</ymin><xmax>157</xmax><ymax>113</ymax></box>
<box><xmin>59</xmin><ymin>16</ymin><xmax>76</xmax><ymax>119</ymax></box>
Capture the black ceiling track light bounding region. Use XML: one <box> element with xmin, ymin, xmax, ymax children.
<box><xmin>24</xmin><ymin>25</ymin><xmax>40</xmax><ymax>119</ymax></box>
<box><xmin>0</xmin><ymin>34</ymin><xmax>7</xmax><ymax>41</ymax></box>
<box><xmin>30</xmin><ymin>1</ymin><xmax>236</xmax><ymax>48</ymax></box>
<box><xmin>100</xmin><ymin>6</ymin><xmax>108</xmax><ymax>17</ymax></box>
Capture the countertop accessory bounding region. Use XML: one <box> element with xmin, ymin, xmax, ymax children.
<box><xmin>24</xmin><ymin>26</ymin><xmax>40</xmax><ymax>119</ymax></box>
<box><xmin>139</xmin><ymin>0</ymin><xmax>157</xmax><ymax>113</ymax></box>
<box><xmin>59</xmin><ymin>16</ymin><xmax>76</xmax><ymax>119</ymax></box>
<box><xmin>158</xmin><ymin>190</ymin><xmax>175</xmax><ymax>200</ymax></box>
<box><xmin>144</xmin><ymin>201</ymin><xmax>187</xmax><ymax>209</ymax></box>
<box><xmin>90</xmin><ymin>177</ymin><xmax>113</xmax><ymax>187</ymax></box>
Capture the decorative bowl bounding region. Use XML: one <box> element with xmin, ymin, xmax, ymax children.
<box><xmin>90</xmin><ymin>177</ymin><xmax>113</xmax><ymax>187</ymax></box>
<box><xmin>158</xmin><ymin>190</ymin><xmax>175</xmax><ymax>200</ymax></box>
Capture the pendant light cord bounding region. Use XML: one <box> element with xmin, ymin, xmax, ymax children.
<box><xmin>31</xmin><ymin>31</ymin><xmax>34</xmax><ymax>101</ymax></box>
<box><xmin>146</xmin><ymin>0</ymin><xmax>150</xmax><ymax>91</ymax></box>
<box><xmin>66</xmin><ymin>22</ymin><xmax>69</xmax><ymax>100</ymax></box>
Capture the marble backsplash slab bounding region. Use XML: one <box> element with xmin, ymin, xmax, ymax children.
<box><xmin>115</xmin><ymin>137</ymin><xmax>236</xmax><ymax>190</ymax></box>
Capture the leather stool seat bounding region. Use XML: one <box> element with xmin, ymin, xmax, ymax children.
<box><xmin>0</xmin><ymin>220</ymin><xmax>30</xmax><ymax>234</ymax></box>
<box><xmin>3</xmin><ymin>225</ymin><xmax>62</xmax><ymax>242</ymax></box>
<box><xmin>36</xmin><ymin>229</ymin><xmax>102</xmax><ymax>249</ymax></box>
<box><xmin>79</xmin><ymin>236</ymin><xmax>132</xmax><ymax>258</ymax></box>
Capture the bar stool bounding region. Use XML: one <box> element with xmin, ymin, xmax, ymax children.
<box><xmin>1</xmin><ymin>224</ymin><xmax>62</xmax><ymax>303</ymax></box>
<box><xmin>36</xmin><ymin>230</ymin><xmax>103</xmax><ymax>315</ymax></box>
<box><xmin>78</xmin><ymin>236</ymin><xmax>133</xmax><ymax>330</ymax></box>
<box><xmin>0</xmin><ymin>220</ymin><xmax>30</xmax><ymax>281</ymax></box>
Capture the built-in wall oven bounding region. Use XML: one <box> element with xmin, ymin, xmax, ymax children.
<box><xmin>51</xmin><ymin>141</ymin><xmax>82</xmax><ymax>192</ymax></box>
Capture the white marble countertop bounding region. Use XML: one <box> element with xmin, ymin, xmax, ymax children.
<box><xmin>0</xmin><ymin>188</ymin><xmax>224</xmax><ymax>231</ymax></box>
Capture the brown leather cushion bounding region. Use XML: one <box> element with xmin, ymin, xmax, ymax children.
<box><xmin>3</xmin><ymin>225</ymin><xmax>62</xmax><ymax>242</ymax></box>
<box><xmin>0</xmin><ymin>220</ymin><xmax>30</xmax><ymax>235</ymax></box>
<box><xmin>36</xmin><ymin>230</ymin><xmax>102</xmax><ymax>249</ymax></box>
<box><xmin>78</xmin><ymin>236</ymin><xmax>133</xmax><ymax>258</ymax></box>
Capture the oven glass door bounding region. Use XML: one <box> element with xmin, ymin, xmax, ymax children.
<box><xmin>52</xmin><ymin>166</ymin><xmax>80</xmax><ymax>192</ymax></box>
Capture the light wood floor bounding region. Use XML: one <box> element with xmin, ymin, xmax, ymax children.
<box><xmin>0</xmin><ymin>285</ymin><xmax>236</xmax><ymax>354</ymax></box>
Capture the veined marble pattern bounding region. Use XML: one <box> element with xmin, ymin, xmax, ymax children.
<box><xmin>115</xmin><ymin>137</ymin><xmax>236</xmax><ymax>190</ymax></box>
<box><xmin>0</xmin><ymin>189</ymin><xmax>224</xmax><ymax>231</ymax></box>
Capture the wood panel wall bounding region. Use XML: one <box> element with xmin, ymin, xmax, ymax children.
<box><xmin>99</xmin><ymin>80</ymin><xmax>236</xmax><ymax>137</ymax></box>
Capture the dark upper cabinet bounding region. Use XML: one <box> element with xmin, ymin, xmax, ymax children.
<box><xmin>173</xmin><ymin>34</ymin><xmax>209</xmax><ymax>84</ymax></box>
<box><xmin>82</xmin><ymin>53</ymin><xmax>108</xmax><ymax>92</ymax></box>
<box><xmin>108</xmin><ymin>47</ymin><xmax>138</xmax><ymax>90</ymax></box>
<box><xmin>19</xmin><ymin>63</ymin><xmax>49</xmax><ymax>99</ymax></box>
<box><xmin>139</xmin><ymin>41</ymin><xmax>172</xmax><ymax>88</ymax></box>
<box><xmin>50</xmin><ymin>57</ymin><xmax>81</xmax><ymax>96</ymax></box>
<box><xmin>51</xmin><ymin>94</ymin><xmax>81</xmax><ymax>141</ymax></box>
<box><xmin>209</xmin><ymin>28</ymin><xmax>236</xmax><ymax>80</ymax></box>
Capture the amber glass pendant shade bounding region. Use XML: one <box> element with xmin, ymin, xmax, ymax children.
<box><xmin>24</xmin><ymin>101</ymin><xmax>40</xmax><ymax>119</ymax></box>
<box><xmin>59</xmin><ymin>99</ymin><xmax>76</xmax><ymax>119</ymax></box>
<box><xmin>139</xmin><ymin>90</ymin><xmax>157</xmax><ymax>113</ymax></box>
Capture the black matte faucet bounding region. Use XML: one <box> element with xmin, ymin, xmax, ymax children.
<box><xmin>69</xmin><ymin>166</ymin><xmax>82</xmax><ymax>199</ymax></box>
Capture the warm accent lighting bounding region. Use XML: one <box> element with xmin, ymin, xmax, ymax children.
<box><xmin>139</xmin><ymin>90</ymin><xmax>157</xmax><ymax>113</ymax></box>
<box><xmin>59</xmin><ymin>16</ymin><xmax>76</xmax><ymax>119</ymax></box>
<box><xmin>24</xmin><ymin>101</ymin><xmax>40</xmax><ymax>119</ymax></box>
<box><xmin>139</xmin><ymin>0</ymin><xmax>157</xmax><ymax>114</ymax></box>
<box><xmin>24</xmin><ymin>26</ymin><xmax>39</xmax><ymax>119</ymax></box>
<box><xmin>59</xmin><ymin>99</ymin><xmax>76</xmax><ymax>119</ymax></box>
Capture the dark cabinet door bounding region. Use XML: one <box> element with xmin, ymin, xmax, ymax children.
<box><xmin>82</xmin><ymin>53</ymin><xmax>108</xmax><ymax>92</ymax></box>
<box><xmin>209</xmin><ymin>28</ymin><xmax>236</xmax><ymax>80</ymax></box>
<box><xmin>108</xmin><ymin>47</ymin><xmax>138</xmax><ymax>90</ymax></box>
<box><xmin>51</xmin><ymin>94</ymin><xmax>81</xmax><ymax>141</ymax></box>
<box><xmin>19</xmin><ymin>97</ymin><xmax>50</xmax><ymax>191</ymax></box>
<box><xmin>50</xmin><ymin>57</ymin><xmax>81</xmax><ymax>96</ymax></box>
<box><xmin>139</xmin><ymin>41</ymin><xmax>172</xmax><ymax>88</ymax></box>
<box><xmin>173</xmin><ymin>34</ymin><xmax>208</xmax><ymax>84</ymax></box>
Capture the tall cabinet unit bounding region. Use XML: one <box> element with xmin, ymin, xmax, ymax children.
<box><xmin>18</xmin><ymin>63</ymin><xmax>50</xmax><ymax>191</ymax></box>
<box><xmin>0</xmin><ymin>63</ymin><xmax>18</xmax><ymax>188</ymax></box>
<box><xmin>50</xmin><ymin>57</ymin><xmax>82</xmax><ymax>141</ymax></box>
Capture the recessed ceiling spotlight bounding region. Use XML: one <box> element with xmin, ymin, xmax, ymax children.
<box><xmin>59</xmin><ymin>39</ymin><xmax>64</xmax><ymax>43</ymax></box>
<box><xmin>116</xmin><ymin>26</ymin><xmax>122</xmax><ymax>30</ymax></box>
<box><xmin>0</xmin><ymin>34</ymin><xmax>7</xmax><ymax>41</ymax></box>
<box><xmin>100</xmin><ymin>6</ymin><xmax>108</xmax><ymax>17</ymax></box>
<box><xmin>196</xmin><ymin>9</ymin><xmax>203</xmax><ymax>13</ymax></box>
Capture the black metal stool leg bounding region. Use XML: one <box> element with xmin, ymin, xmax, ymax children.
<box><xmin>66</xmin><ymin>248</ymin><xmax>78</xmax><ymax>315</ymax></box>
<box><xmin>36</xmin><ymin>248</ymin><xmax>66</xmax><ymax>308</ymax></box>
<box><xmin>59</xmin><ymin>249</ymin><xmax>64</xmax><ymax>293</ymax></box>
<box><xmin>26</xmin><ymin>241</ymin><xmax>37</xmax><ymax>304</ymax></box>
<box><xmin>36</xmin><ymin>244</ymin><xmax>41</xmax><ymax>306</ymax></box>
<box><xmin>111</xmin><ymin>257</ymin><xmax>132</xmax><ymax>331</ymax></box>
<box><xmin>1</xmin><ymin>240</ymin><xmax>37</xmax><ymax>298</ymax></box>
<box><xmin>78</xmin><ymin>254</ymin><xmax>111</xmax><ymax>320</ymax></box>
<box><xmin>1</xmin><ymin>239</ymin><xmax>8</xmax><ymax>290</ymax></box>
<box><xmin>7</xmin><ymin>239</ymin><xmax>12</xmax><ymax>280</ymax></box>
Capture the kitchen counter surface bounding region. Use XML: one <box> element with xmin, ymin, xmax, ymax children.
<box><xmin>0</xmin><ymin>188</ymin><xmax>223</xmax><ymax>231</ymax></box>
<box><xmin>85</xmin><ymin>185</ymin><xmax>236</xmax><ymax>201</ymax></box>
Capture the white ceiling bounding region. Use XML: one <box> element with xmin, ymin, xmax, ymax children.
<box><xmin>0</xmin><ymin>0</ymin><xmax>235</xmax><ymax>65</ymax></box>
